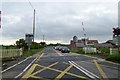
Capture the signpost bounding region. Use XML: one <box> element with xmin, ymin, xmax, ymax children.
<box><xmin>25</xmin><ymin>34</ymin><xmax>33</xmax><ymax>50</ymax></box>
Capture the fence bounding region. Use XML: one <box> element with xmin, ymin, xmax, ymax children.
<box><xmin>110</xmin><ymin>48</ymin><xmax>119</xmax><ymax>55</ymax></box>
<box><xmin>82</xmin><ymin>47</ymin><xmax>119</xmax><ymax>55</ymax></box>
<box><xmin>1</xmin><ymin>49</ymin><xmax>23</xmax><ymax>58</ymax></box>
<box><xmin>83</xmin><ymin>47</ymin><xmax>97</xmax><ymax>53</ymax></box>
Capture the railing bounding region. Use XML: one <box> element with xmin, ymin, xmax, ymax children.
<box><xmin>83</xmin><ymin>47</ymin><xmax>97</xmax><ymax>53</ymax></box>
<box><xmin>1</xmin><ymin>49</ymin><xmax>23</xmax><ymax>58</ymax></box>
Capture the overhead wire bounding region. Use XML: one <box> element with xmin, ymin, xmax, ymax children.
<box><xmin>27</xmin><ymin>0</ymin><xmax>40</xmax><ymax>28</ymax></box>
<box><xmin>27</xmin><ymin>0</ymin><xmax>35</xmax><ymax>10</ymax></box>
<box><xmin>27</xmin><ymin>0</ymin><xmax>42</xmax><ymax>39</ymax></box>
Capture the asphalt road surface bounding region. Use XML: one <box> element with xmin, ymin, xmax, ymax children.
<box><xmin>2</xmin><ymin>47</ymin><xmax>120</xmax><ymax>80</ymax></box>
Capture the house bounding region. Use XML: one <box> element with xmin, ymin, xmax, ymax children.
<box><xmin>94</xmin><ymin>43</ymin><xmax>113</xmax><ymax>48</ymax></box>
<box><xmin>70</xmin><ymin>36</ymin><xmax>99</xmax><ymax>50</ymax></box>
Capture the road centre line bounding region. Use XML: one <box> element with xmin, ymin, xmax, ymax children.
<box><xmin>36</xmin><ymin>64</ymin><xmax>89</xmax><ymax>79</ymax></box>
<box><xmin>93</xmin><ymin>60</ymin><xmax>109</xmax><ymax>80</ymax></box>
<box><xmin>36</xmin><ymin>53</ymin><xmax>44</xmax><ymax>62</ymax></box>
<box><xmin>53</xmin><ymin>49</ymin><xmax>63</xmax><ymax>56</ymax></box>
<box><xmin>55</xmin><ymin>64</ymin><xmax>73</xmax><ymax>79</ymax></box>
<box><xmin>1</xmin><ymin>56</ymin><xmax>32</xmax><ymax>73</ymax></box>
<box><xmin>15</xmin><ymin>57</ymin><xmax>38</xmax><ymax>78</ymax></box>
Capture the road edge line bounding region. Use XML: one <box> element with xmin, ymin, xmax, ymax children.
<box><xmin>53</xmin><ymin>49</ymin><xmax>63</xmax><ymax>56</ymax></box>
<box><xmin>15</xmin><ymin>52</ymin><xmax>44</xmax><ymax>78</ymax></box>
<box><xmin>1</xmin><ymin>56</ymin><xmax>32</xmax><ymax>73</ymax></box>
<box><xmin>15</xmin><ymin>57</ymin><xmax>38</xmax><ymax>78</ymax></box>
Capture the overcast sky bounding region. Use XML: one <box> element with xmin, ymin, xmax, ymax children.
<box><xmin>1</xmin><ymin>0</ymin><xmax>119</xmax><ymax>45</ymax></box>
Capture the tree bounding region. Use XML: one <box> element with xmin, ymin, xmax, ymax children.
<box><xmin>40</xmin><ymin>42</ymin><xmax>46</xmax><ymax>48</ymax></box>
<box><xmin>30</xmin><ymin>42</ymin><xmax>41</xmax><ymax>49</ymax></box>
<box><xmin>16</xmin><ymin>39</ymin><xmax>26</xmax><ymax>48</ymax></box>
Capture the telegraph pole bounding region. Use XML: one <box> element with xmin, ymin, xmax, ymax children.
<box><xmin>33</xmin><ymin>9</ymin><xmax>35</xmax><ymax>42</ymax></box>
<box><xmin>82</xmin><ymin>22</ymin><xmax>87</xmax><ymax>54</ymax></box>
<box><xmin>43</xmin><ymin>35</ymin><xmax>45</xmax><ymax>42</ymax></box>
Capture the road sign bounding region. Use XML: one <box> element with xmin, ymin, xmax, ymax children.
<box><xmin>25</xmin><ymin>34</ymin><xmax>33</xmax><ymax>46</ymax></box>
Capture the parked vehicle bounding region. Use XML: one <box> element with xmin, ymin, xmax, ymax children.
<box><xmin>61</xmin><ymin>47</ymin><xmax>70</xmax><ymax>53</ymax></box>
<box><xmin>58</xmin><ymin>46</ymin><xmax>63</xmax><ymax>51</ymax></box>
<box><xmin>54</xmin><ymin>46</ymin><xmax>60</xmax><ymax>50</ymax></box>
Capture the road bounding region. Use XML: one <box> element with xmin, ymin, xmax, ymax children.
<box><xmin>2</xmin><ymin>47</ymin><xmax>120</xmax><ymax>80</ymax></box>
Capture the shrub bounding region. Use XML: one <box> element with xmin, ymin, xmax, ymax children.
<box><xmin>98</xmin><ymin>48</ymin><xmax>110</xmax><ymax>54</ymax></box>
<box><xmin>106</xmin><ymin>54</ymin><xmax>120</xmax><ymax>63</ymax></box>
<box><xmin>71</xmin><ymin>48</ymin><xmax>85</xmax><ymax>54</ymax></box>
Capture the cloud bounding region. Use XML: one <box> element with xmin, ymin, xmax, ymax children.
<box><xmin>1</xmin><ymin>1</ymin><xmax>119</xmax><ymax>45</ymax></box>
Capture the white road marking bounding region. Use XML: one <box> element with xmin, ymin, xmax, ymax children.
<box><xmin>69</xmin><ymin>61</ymin><xmax>99</xmax><ymax>79</ymax></box>
<box><xmin>1</xmin><ymin>56</ymin><xmax>32</xmax><ymax>73</ymax></box>
<box><xmin>57</xmin><ymin>53</ymin><xmax>63</xmax><ymax>56</ymax></box>
<box><xmin>56</xmin><ymin>50</ymin><xmax>99</xmax><ymax>79</ymax></box>
<box><xmin>15</xmin><ymin>57</ymin><xmax>38</xmax><ymax>78</ymax></box>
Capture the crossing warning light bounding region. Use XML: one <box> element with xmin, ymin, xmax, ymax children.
<box><xmin>113</xmin><ymin>27</ymin><xmax>120</xmax><ymax>37</ymax></box>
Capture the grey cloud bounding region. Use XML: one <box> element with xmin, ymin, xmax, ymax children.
<box><xmin>2</xmin><ymin>1</ymin><xmax>118</xmax><ymax>44</ymax></box>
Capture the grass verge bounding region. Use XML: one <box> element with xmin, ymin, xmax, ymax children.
<box><xmin>106</xmin><ymin>54</ymin><xmax>120</xmax><ymax>64</ymax></box>
<box><xmin>2</xmin><ymin>57</ymin><xmax>16</xmax><ymax>63</ymax></box>
<box><xmin>71</xmin><ymin>49</ymin><xmax>84</xmax><ymax>54</ymax></box>
<box><xmin>71</xmin><ymin>49</ymin><xmax>120</xmax><ymax>64</ymax></box>
<box><xmin>22</xmin><ymin>48</ymin><xmax>44</xmax><ymax>57</ymax></box>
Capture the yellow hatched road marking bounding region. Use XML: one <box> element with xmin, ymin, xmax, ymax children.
<box><xmin>31</xmin><ymin>62</ymin><xmax>58</xmax><ymax>76</ymax></box>
<box><xmin>55</xmin><ymin>64</ymin><xmax>73</xmax><ymax>79</ymax></box>
<box><xmin>21</xmin><ymin>53</ymin><xmax>44</xmax><ymax>80</ymax></box>
<box><xmin>63</xmin><ymin>62</ymin><xmax>70</xmax><ymax>65</ymax></box>
<box><xmin>37</xmin><ymin>64</ymin><xmax>90</xmax><ymax>80</ymax></box>
<box><xmin>93</xmin><ymin>60</ymin><xmax>109</xmax><ymax>80</ymax></box>
<box><xmin>30</xmin><ymin>75</ymin><xmax>50</xmax><ymax>80</ymax></box>
<box><xmin>21</xmin><ymin>63</ymin><xmax>38</xmax><ymax>80</ymax></box>
<box><xmin>81</xmin><ymin>60</ymin><xmax>118</xmax><ymax>70</ymax></box>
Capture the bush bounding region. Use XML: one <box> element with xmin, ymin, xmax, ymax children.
<box><xmin>98</xmin><ymin>48</ymin><xmax>110</xmax><ymax>54</ymax></box>
<box><xmin>71</xmin><ymin>48</ymin><xmax>85</xmax><ymax>54</ymax></box>
<box><xmin>106</xmin><ymin>54</ymin><xmax>120</xmax><ymax>63</ymax></box>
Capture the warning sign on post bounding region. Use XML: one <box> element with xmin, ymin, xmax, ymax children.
<box><xmin>25</xmin><ymin>34</ymin><xmax>33</xmax><ymax>46</ymax></box>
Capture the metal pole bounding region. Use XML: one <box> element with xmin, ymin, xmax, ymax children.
<box><xmin>33</xmin><ymin>9</ymin><xmax>35</xmax><ymax>42</ymax></box>
<box><xmin>82</xmin><ymin>22</ymin><xmax>86</xmax><ymax>54</ymax></box>
<box><xmin>43</xmin><ymin>35</ymin><xmax>45</xmax><ymax>48</ymax></box>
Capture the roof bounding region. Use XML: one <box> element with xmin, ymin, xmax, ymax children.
<box><xmin>106</xmin><ymin>40</ymin><xmax>116</xmax><ymax>45</ymax></box>
<box><xmin>78</xmin><ymin>40</ymin><xmax>98</xmax><ymax>44</ymax></box>
<box><xmin>70</xmin><ymin>39</ymin><xmax>99</xmax><ymax>45</ymax></box>
<box><xmin>94</xmin><ymin>43</ymin><xmax>113</xmax><ymax>47</ymax></box>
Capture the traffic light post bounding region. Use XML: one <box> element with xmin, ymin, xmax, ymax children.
<box><xmin>113</xmin><ymin>27</ymin><xmax>120</xmax><ymax>37</ymax></box>
<box><xmin>113</xmin><ymin>27</ymin><xmax>120</xmax><ymax>54</ymax></box>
